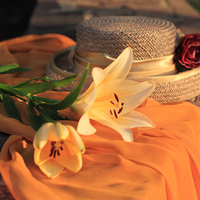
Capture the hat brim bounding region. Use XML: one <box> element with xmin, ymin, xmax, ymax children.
<box><xmin>46</xmin><ymin>45</ymin><xmax>200</xmax><ymax>103</ymax></box>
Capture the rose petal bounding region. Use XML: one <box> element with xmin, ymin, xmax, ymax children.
<box><xmin>176</xmin><ymin>32</ymin><xmax>200</xmax><ymax>69</ymax></box>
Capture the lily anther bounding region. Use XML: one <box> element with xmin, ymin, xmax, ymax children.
<box><xmin>110</xmin><ymin>93</ymin><xmax>124</xmax><ymax>118</ymax></box>
<box><xmin>49</xmin><ymin>141</ymin><xmax>64</xmax><ymax>158</ymax></box>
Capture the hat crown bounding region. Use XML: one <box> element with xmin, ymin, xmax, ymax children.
<box><xmin>76</xmin><ymin>16</ymin><xmax>177</xmax><ymax>60</ymax></box>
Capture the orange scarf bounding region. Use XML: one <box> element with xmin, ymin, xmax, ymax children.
<box><xmin>0</xmin><ymin>34</ymin><xmax>200</xmax><ymax>200</ymax></box>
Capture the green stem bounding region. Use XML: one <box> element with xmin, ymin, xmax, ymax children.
<box><xmin>0</xmin><ymin>83</ymin><xmax>27</xmax><ymax>101</ymax></box>
<box><xmin>27</xmin><ymin>94</ymin><xmax>55</xmax><ymax>124</ymax></box>
<box><xmin>34</xmin><ymin>96</ymin><xmax>59</xmax><ymax>104</ymax></box>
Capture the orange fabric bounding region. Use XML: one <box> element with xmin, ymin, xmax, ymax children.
<box><xmin>0</xmin><ymin>34</ymin><xmax>75</xmax><ymax>85</ymax></box>
<box><xmin>0</xmin><ymin>34</ymin><xmax>200</xmax><ymax>200</ymax></box>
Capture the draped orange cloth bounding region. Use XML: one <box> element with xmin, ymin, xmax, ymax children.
<box><xmin>0</xmin><ymin>34</ymin><xmax>200</xmax><ymax>200</ymax></box>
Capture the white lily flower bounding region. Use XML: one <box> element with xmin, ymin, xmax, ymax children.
<box><xmin>33</xmin><ymin>122</ymin><xmax>85</xmax><ymax>179</ymax></box>
<box><xmin>71</xmin><ymin>47</ymin><xmax>155</xmax><ymax>142</ymax></box>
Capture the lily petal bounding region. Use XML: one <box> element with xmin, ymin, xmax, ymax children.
<box><xmin>114</xmin><ymin>110</ymin><xmax>155</xmax><ymax>128</ymax></box>
<box><xmin>91</xmin><ymin>67</ymin><xmax>108</xmax><ymax>86</ymax></box>
<box><xmin>39</xmin><ymin>159</ymin><xmax>64</xmax><ymax>179</ymax></box>
<box><xmin>48</xmin><ymin>123</ymin><xmax>69</xmax><ymax>141</ymax></box>
<box><xmin>71</xmin><ymin>47</ymin><xmax>154</xmax><ymax>142</ymax></box>
<box><xmin>120</xmin><ymin>81</ymin><xmax>155</xmax><ymax>114</ymax></box>
<box><xmin>93</xmin><ymin>79</ymin><xmax>154</xmax><ymax>115</ymax></box>
<box><xmin>104</xmin><ymin>47</ymin><xmax>133</xmax><ymax>81</ymax></box>
<box><xmin>33</xmin><ymin>123</ymin><xmax>53</xmax><ymax>149</ymax></box>
<box><xmin>80</xmin><ymin>67</ymin><xmax>108</xmax><ymax>99</ymax></box>
<box><xmin>72</xmin><ymin>67</ymin><xmax>107</xmax><ymax>114</ymax></box>
<box><xmin>34</xmin><ymin>141</ymin><xmax>52</xmax><ymax>165</ymax></box>
<box><xmin>55</xmin><ymin>142</ymin><xmax>82</xmax><ymax>172</ymax></box>
<box><xmin>66</xmin><ymin>125</ymin><xmax>85</xmax><ymax>153</ymax></box>
<box><xmin>33</xmin><ymin>123</ymin><xmax>85</xmax><ymax>178</ymax></box>
<box><xmin>77</xmin><ymin>112</ymin><xmax>96</xmax><ymax>135</ymax></box>
<box><xmin>89</xmin><ymin>109</ymin><xmax>133</xmax><ymax>142</ymax></box>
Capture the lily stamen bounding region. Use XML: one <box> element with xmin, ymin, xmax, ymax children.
<box><xmin>110</xmin><ymin>93</ymin><xmax>124</xmax><ymax>118</ymax></box>
<box><xmin>49</xmin><ymin>141</ymin><xmax>63</xmax><ymax>158</ymax></box>
<box><xmin>114</xmin><ymin>110</ymin><xmax>118</xmax><ymax>118</ymax></box>
<box><xmin>110</xmin><ymin>101</ymin><xmax>115</xmax><ymax>105</ymax></box>
<box><xmin>114</xmin><ymin>93</ymin><xmax>119</xmax><ymax>102</ymax></box>
<box><xmin>118</xmin><ymin>107</ymin><xmax>123</xmax><ymax>114</ymax></box>
<box><xmin>53</xmin><ymin>150</ymin><xmax>57</xmax><ymax>158</ymax></box>
<box><xmin>49</xmin><ymin>148</ymin><xmax>55</xmax><ymax>157</ymax></box>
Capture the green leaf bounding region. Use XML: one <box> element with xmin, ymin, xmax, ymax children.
<box><xmin>28</xmin><ymin>99</ymin><xmax>46</xmax><ymax>131</ymax></box>
<box><xmin>39</xmin><ymin>64</ymin><xmax>89</xmax><ymax>110</ymax></box>
<box><xmin>0</xmin><ymin>83</ymin><xmax>27</xmax><ymax>101</ymax></box>
<box><xmin>0</xmin><ymin>92</ymin><xmax>23</xmax><ymax>123</ymax></box>
<box><xmin>12</xmin><ymin>75</ymin><xmax>78</xmax><ymax>95</ymax></box>
<box><xmin>34</xmin><ymin>96</ymin><xmax>59</xmax><ymax>104</ymax></box>
<box><xmin>0</xmin><ymin>64</ymin><xmax>19</xmax><ymax>73</ymax></box>
<box><xmin>41</xmin><ymin>107</ymin><xmax>68</xmax><ymax>121</ymax></box>
<box><xmin>28</xmin><ymin>94</ymin><xmax>57</xmax><ymax>131</ymax></box>
<box><xmin>32</xmin><ymin>96</ymin><xmax>67</xmax><ymax>120</ymax></box>
<box><xmin>12</xmin><ymin>77</ymin><xmax>59</xmax><ymax>89</ymax></box>
<box><xmin>0</xmin><ymin>64</ymin><xmax>32</xmax><ymax>74</ymax></box>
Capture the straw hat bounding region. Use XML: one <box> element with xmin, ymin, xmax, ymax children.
<box><xmin>46</xmin><ymin>16</ymin><xmax>200</xmax><ymax>103</ymax></box>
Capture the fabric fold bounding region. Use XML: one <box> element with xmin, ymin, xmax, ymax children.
<box><xmin>0</xmin><ymin>93</ymin><xmax>200</xmax><ymax>200</ymax></box>
<box><xmin>0</xmin><ymin>34</ymin><xmax>200</xmax><ymax>200</ymax></box>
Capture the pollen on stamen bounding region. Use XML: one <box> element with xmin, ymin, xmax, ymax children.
<box><xmin>49</xmin><ymin>142</ymin><xmax>55</xmax><ymax>157</ymax></box>
<box><xmin>49</xmin><ymin>149</ymin><xmax>54</xmax><ymax>157</ymax></box>
<box><xmin>49</xmin><ymin>141</ymin><xmax>63</xmax><ymax>158</ymax></box>
<box><xmin>53</xmin><ymin>150</ymin><xmax>57</xmax><ymax>158</ymax></box>
<box><xmin>110</xmin><ymin>101</ymin><xmax>115</xmax><ymax>105</ymax></box>
<box><xmin>114</xmin><ymin>93</ymin><xmax>119</xmax><ymax>102</ymax></box>
<box><xmin>110</xmin><ymin>110</ymin><xmax>113</xmax><ymax>115</ymax></box>
<box><xmin>118</xmin><ymin>107</ymin><xmax>123</xmax><ymax>114</ymax></box>
<box><xmin>114</xmin><ymin>110</ymin><xmax>118</xmax><ymax>118</ymax></box>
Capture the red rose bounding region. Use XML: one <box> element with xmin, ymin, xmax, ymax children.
<box><xmin>176</xmin><ymin>32</ymin><xmax>200</xmax><ymax>69</ymax></box>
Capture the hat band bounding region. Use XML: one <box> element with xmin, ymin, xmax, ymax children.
<box><xmin>69</xmin><ymin>47</ymin><xmax>177</xmax><ymax>77</ymax></box>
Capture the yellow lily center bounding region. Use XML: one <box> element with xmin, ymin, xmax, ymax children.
<box><xmin>49</xmin><ymin>141</ymin><xmax>64</xmax><ymax>158</ymax></box>
<box><xmin>110</xmin><ymin>93</ymin><xmax>124</xmax><ymax>118</ymax></box>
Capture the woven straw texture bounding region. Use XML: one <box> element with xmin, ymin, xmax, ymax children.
<box><xmin>76</xmin><ymin>16</ymin><xmax>177</xmax><ymax>59</ymax></box>
<box><xmin>46</xmin><ymin>48</ymin><xmax>200</xmax><ymax>103</ymax></box>
<box><xmin>150</xmin><ymin>73</ymin><xmax>200</xmax><ymax>103</ymax></box>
